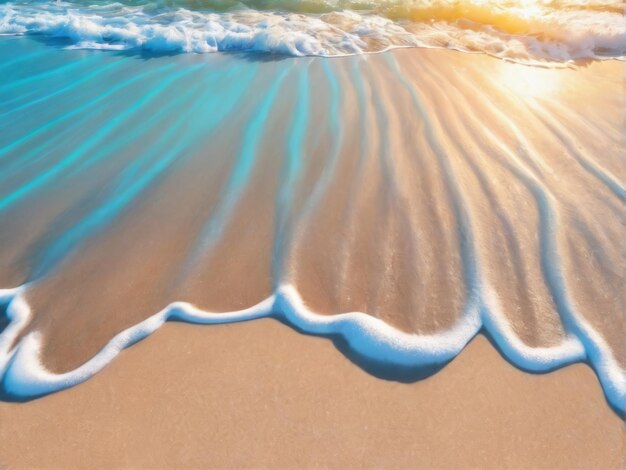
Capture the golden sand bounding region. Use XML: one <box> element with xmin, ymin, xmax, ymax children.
<box><xmin>0</xmin><ymin>320</ymin><xmax>623</xmax><ymax>468</ymax></box>
<box><xmin>0</xmin><ymin>47</ymin><xmax>623</xmax><ymax>468</ymax></box>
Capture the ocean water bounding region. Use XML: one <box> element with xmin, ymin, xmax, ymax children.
<box><xmin>0</xmin><ymin>11</ymin><xmax>624</xmax><ymax>415</ymax></box>
<box><xmin>0</xmin><ymin>0</ymin><xmax>625</xmax><ymax>62</ymax></box>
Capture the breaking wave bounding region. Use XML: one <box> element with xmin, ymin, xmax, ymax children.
<box><xmin>0</xmin><ymin>0</ymin><xmax>624</xmax><ymax>62</ymax></box>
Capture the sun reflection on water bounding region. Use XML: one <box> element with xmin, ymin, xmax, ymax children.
<box><xmin>498</xmin><ymin>62</ymin><xmax>564</xmax><ymax>98</ymax></box>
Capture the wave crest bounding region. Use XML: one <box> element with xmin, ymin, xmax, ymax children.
<box><xmin>0</xmin><ymin>0</ymin><xmax>624</xmax><ymax>62</ymax></box>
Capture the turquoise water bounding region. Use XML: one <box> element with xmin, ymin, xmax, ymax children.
<box><xmin>1</xmin><ymin>38</ymin><xmax>256</xmax><ymax>276</ymax></box>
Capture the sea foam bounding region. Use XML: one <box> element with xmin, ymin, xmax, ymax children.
<box><xmin>0</xmin><ymin>284</ymin><xmax>623</xmax><ymax>413</ymax></box>
<box><xmin>0</xmin><ymin>0</ymin><xmax>625</xmax><ymax>62</ymax></box>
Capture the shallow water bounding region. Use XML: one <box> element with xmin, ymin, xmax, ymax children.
<box><xmin>0</xmin><ymin>37</ymin><xmax>624</xmax><ymax>412</ymax></box>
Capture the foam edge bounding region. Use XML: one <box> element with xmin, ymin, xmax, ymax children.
<box><xmin>0</xmin><ymin>285</ymin><xmax>623</xmax><ymax>414</ymax></box>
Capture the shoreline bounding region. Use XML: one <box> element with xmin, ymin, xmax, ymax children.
<box><xmin>3</xmin><ymin>284</ymin><xmax>624</xmax><ymax>415</ymax></box>
<box><xmin>1</xmin><ymin>42</ymin><xmax>622</xmax><ymax>371</ymax></box>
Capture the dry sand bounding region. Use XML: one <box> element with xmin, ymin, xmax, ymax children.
<box><xmin>0</xmin><ymin>320</ymin><xmax>623</xmax><ymax>469</ymax></box>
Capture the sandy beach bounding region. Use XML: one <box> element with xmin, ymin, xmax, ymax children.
<box><xmin>0</xmin><ymin>320</ymin><xmax>624</xmax><ymax>468</ymax></box>
<box><xmin>0</xmin><ymin>32</ymin><xmax>624</xmax><ymax>468</ymax></box>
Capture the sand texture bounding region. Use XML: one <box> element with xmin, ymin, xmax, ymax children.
<box><xmin>0</xmin><ymin>321</ymin><xmax>624</xmax><ymax>468</ymax></box>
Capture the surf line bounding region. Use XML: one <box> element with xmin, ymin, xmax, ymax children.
<box><xmin>0</xmin><ymin>284</ymin><xmax>623</xmax><ymax>415</ymax></box>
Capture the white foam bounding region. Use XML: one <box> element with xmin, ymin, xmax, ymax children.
<box><xmin>0</xmin><ymin>284</ymin><xmax>623</xmax><ymax>413</ymax></box>
<box><xmin>0</xmin><ymin>1</ymin><xmax>624</xmax><ymax>62</ymax></box>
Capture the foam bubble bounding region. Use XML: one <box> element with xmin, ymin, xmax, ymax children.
<box><xmin>0</xmin><ymin>0</ymin><xmax>624</xmax><ymax>62</ymax></box>
<box><xmin>0</xmin><ymin>284</ymin><xmax>623</xmax><ymax>413</ymax></box>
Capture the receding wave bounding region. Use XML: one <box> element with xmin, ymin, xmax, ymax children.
<box><xmin>0</xmin><ymin>38</ymin><xmax>624</xmax><ymax>413</ymax></box>
<box><xmin>0</xmin><ymin>0</ymin><xmax>624</xmax><ymax>62</ymax></box>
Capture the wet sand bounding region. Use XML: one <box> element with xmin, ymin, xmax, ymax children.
<box><xmin>0</xmin><ymin>44</ymin><xmax>622</xmax><ymax>375</ymax></box>
<box><xmin>0</xmin><ymin>320</ymin><xmax>623</xmax><ymax>469</ymax></box>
